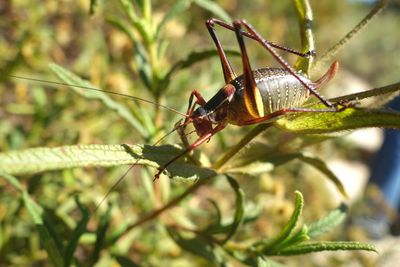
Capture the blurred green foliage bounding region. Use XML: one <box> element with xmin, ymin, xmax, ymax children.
<box><xmin>1</xmin><ymin>0</ymin><xmax>400</xmax><ymax>266</ymax></box>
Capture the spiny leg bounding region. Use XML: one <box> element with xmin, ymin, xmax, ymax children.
<box><xmin>236</xmin><ymin>19</ymin><xmax>338</xmax><ymax>110</ymax></box>
<box><xmin>206</xmin><ymin>19</ymin><xmax>237</xmax><ymax>83</ymax></box>
<box><xmin>154</xmin><ymin>123</ymin><xmax>227</xmax><ymax>180</ymax></box>
<box><xmin>237</xmin><ymin>106</ymin><xmax>347</xmax><ymax>126</ymax></box>
<box><xmin>179</xmin><ymin>90</ymin><xmax>207</xmax><ymax>147</ymax></box>
<box><xmin>208</xmin><ymin>18</ymin><xmax>316</xmax><ymax>58</ymax></box>
<box><xmin>233</xmin><ymin>21</ymin><xmax>265</xmax><ymax>118</ymax></box>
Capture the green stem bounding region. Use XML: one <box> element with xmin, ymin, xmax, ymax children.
<box><xmin>293</xmin><ymin>0</ymin><xmax>315</xmax><ymax>74</ymax></box>
<box><xmin>143</xmin><ymin>0</ymin><xmax>152</xmax><ymax>21</ymax></box>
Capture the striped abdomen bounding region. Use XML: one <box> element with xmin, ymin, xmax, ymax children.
<box><xmin>227</xmin><ymin>67</ymin><xmax>312</xmax><ymax>124</ymax></box>
<box><xmin>254</xmin><ymin>68</ymin><xmax>311</xmax><ymax>113</ymax></box>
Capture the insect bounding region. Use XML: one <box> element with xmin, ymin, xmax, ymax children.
<box><xmin>154</xmin><ymin>18</ymin><xmax>342</xmax><ymax>179</ymax></box>
<box><xmin>9</xmin><ymin>18</ymin><xmax>345</xmax><ymax>201</ymax></box>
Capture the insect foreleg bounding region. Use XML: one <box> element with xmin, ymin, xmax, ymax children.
<box><xmin>179</xmin><ymin>90</ymin><xmax>208</xmax><ymax>147</ymax></box>
<box><xmin>154</xmin><ymin>123</ymin><xmax>226</xmax><ymax>180</ymax></box>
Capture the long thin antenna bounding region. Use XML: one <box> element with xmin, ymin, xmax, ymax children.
<box><xmin>9</xmin><ymin>74</ymin><xmax>187</xmax><ymax>117</ymax></box>
<box><xmin>94</xmin><ymin>124</ymin><xmax>182</xmax><ymax>211</ymax></box>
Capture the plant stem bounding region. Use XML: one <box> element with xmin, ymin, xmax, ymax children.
<box><xmin>293</xmin><ymin>0</ymin><xmax>315</xmax><ymax>74</ymax></box>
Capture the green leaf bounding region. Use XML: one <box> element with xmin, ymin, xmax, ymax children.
<box><xmin>331</xmin><ymin>81</ymin><xmax>400</xmax><ymax>108</ymax></box>
<box><xmin>277</xmin><ymin>225</ymin><xmax>309</xmax><ymax>249</ymax></box>
<box><xmin>156</xmin><ymin>0</ymin><xmax>191</xmax><ymax>39</ymax></box>
<box><xmin>8</xmin><ymin>182</ymin><xmax>65</xmax><ymax>267</ymax></box>
<box><xmin>275</xmin><ymin>107</ymin><xmax>400</xmax><ymax>134</ymax></box>
<box><xmin>118</xmin><ymin>0</ymin><xmax>138</xmax><ymax>23</ymax></box>
<box><xmin>193</xmin><ymin>0</ymin><xmax>231</xmax><ymax>22</ymax></box>
<box><xmin>307</xmin><ymin>203</ymin><xmax>347</xmax><ymax>238</ymax></box>
<box><xmin>0</xmin><ymin>170</ymin><xmax>23</xmax><ymax>191</ymax></box>
<box><xmin>167</xmin><ymin>227</ymin><xmax>218</xmax><ymax>263</ymax></box>
<box><xmin>114</xmin><ymin>255</ymin><xmax>141</xmax><ymax>267</ymax></box>
<box><xmin>93</xmin><ymin>204</ymin><xmax>112</xmax><ymax>264</ymax></box>
<box><xmin>0</xmin><ymin>144</ymin><xmax>215</xmax><ymax>181</ymax></box>
<box><xmin>258</xmin><ymin>191</ymin><xmax>304</xmax><ymax>253</ymax></box>
<box><xmin>19</xmin><ymin>183</ymin><xmax>64</xmax><ymax>266</ymax></box>
<box><xmin>257</xmin><ymin>257</ymin><xmax>286</xmax><ymax>267</ymax></box>
<box><xmin>221</xmin><ymin>176</ymin><xmax>245</xmax><ymax>243</ymax></box>
<box><xmin>35</xmin><ymin>224</ymin><xmax>64</xmax><ymax>267</ymax></box>
<box><xmin>277</xmin><ymin>241</ymin><xmax>377</xmax><ymax>255</ymax></box>
<box><xmin>63</xmin><ymin>198</ymin><xmax>90</xmax><ymax>267</ymax></box>
<box><xmin>49</xmin><ymin>63</ymin><xmax>149</xmax><ymax>138</ymax></box>
<box><xmin>226</xmin><ymin>162</ymin><xmax>274</xmax><ymax>176</ymax></box>
<box><xmin>207</xmin><ymin>199</ymin><xmax>223</xmax><ymax>229</ymax></box>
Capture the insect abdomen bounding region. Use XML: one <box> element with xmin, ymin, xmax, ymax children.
<box><xmin>227</xmin><ymin>67</ymin><xmax>312</xmax><ymax>125</ymax></box>
<box><xmin>254</xmin><ymin>68</ymin><xmax>311</xmax><ymax>113</ymax></box>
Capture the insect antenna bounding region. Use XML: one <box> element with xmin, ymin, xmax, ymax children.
<box><xmin>94</xmin><ymin>123</ymin><xmax>182</xmax><ymax>211</ymax></box>
<box><xmin>8</xmin><ymin>74</ymin><xmax>188</xmax><ymax>210</ymax></box>
<box><xmin>8</xmin><ymin>74</ymin><xmax>188</xmax><ymax>117</ymax></box>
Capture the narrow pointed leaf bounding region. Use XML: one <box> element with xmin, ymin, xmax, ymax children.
<box><xmin>257</xmin><ymin>257</ymin><xmax>286</xmax><ymax>267</ymax></box>
<box><xmin>307</xmin><ymin>203</ymin><xmax>347</xmax><ymax>238</ymax></box>
<box><xmin>15</xmin><ymin>177</ymin><xmax>64</xmax><ymax>266</ymax></box>
<box><xmin>193</xmin><ymin>0</ymin><xmax>231</xmax><ymax>22</ymax></box>
<box><xmin>63</xmin><ymin>198</ymin><xmax>90</xmax><ymax>267</ymax></box>
<box><xmin>93</xmin><ymin>204</ymin><xmax>112</xmax><ymax>263</ymax></box>
<box><xmin>277</xmin><ymin>241</ymin><xmax>377</xmax><ymax>255</ymax></box>
<box><xmin>114</xmin><ymin>256</ymin><xmax>141</xmax><ymax>267</ymax></box>
<box><xmin>276</xmin><ymin>225</ymin><xmax>310</xmax><ymax>250</ymax></box>
<box><xmin>276</xmin><ymin>107</ymin><xmax>400</xmax><ymax>134</ymax></box>
<box><xmin>0</xmin><ymin>144</ymin><xmax>215</xmax><ymax>180</ymax></box>
<box><xmin>259</xmin><ymin>191</ymin><xmax>304</xmax><ymax>253</ymax></box>
<box><xmin>167</xmin><ymin>227</ymin><xmax>217</xmax><ymax>263</ymax></box>
<box><xmin>221</xmin><ymin>176</ymin><xmax>245</xmax><ymax>243</ymax></box>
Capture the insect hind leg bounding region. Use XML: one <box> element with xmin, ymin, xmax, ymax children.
<box><xmin>237</xmin><ymin>105</ymin><xmax>347</xmax><ymax>126</ymax></box>
<box><xmin>208</xmin><ymin>18</ymin><xmax>316</xmax><ymax>58</ymax></box>
<box><xmin>206</xmin><ymin>19</ymin><xmax>237</xmax><ymax>83</ymax></box>
<box><xmin>235</xmin><ymin>19</ymin><xmax>340</xmax><ymax>110</ymax></box>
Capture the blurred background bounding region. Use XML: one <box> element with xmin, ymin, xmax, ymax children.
<box><xmin>1</xmin><ymin>0</ymin><xmax>400</xmax><ymax>266</ymax></box>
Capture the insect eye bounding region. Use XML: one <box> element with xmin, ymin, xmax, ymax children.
<box><xmin>193</xmin><ymin>107</ymin><xmax>207</xmax><ymax>118</ymax></box>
